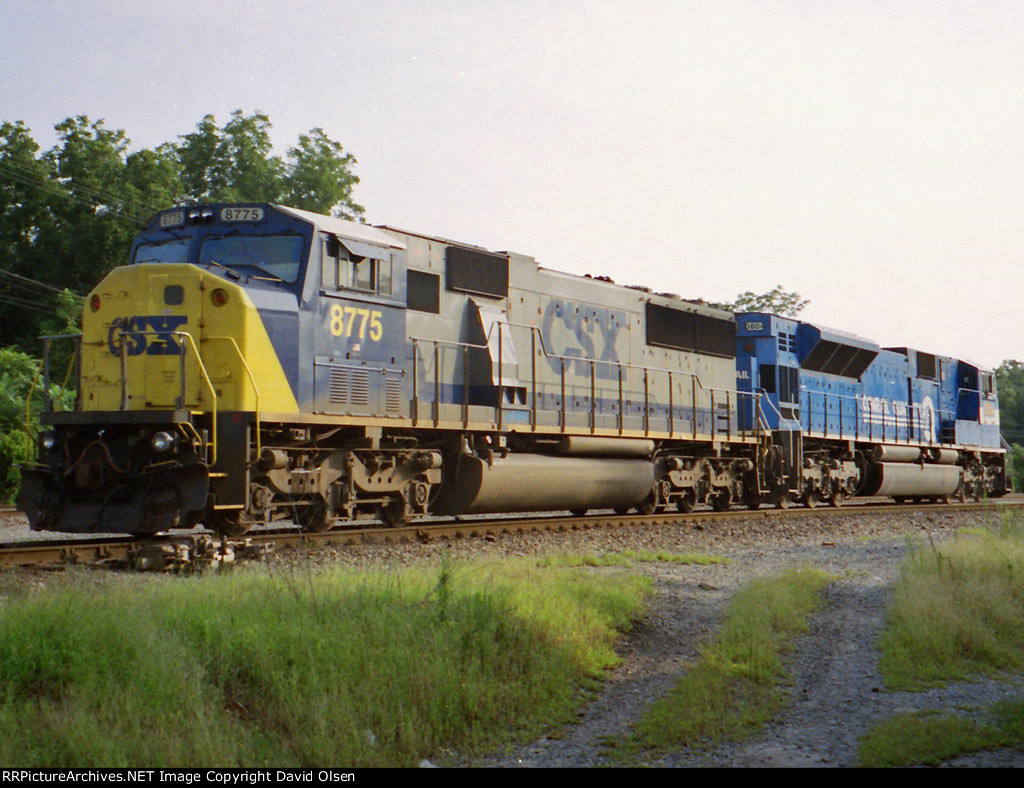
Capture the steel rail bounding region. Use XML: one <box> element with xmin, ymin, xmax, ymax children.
<box><xmin>1</xmin><ymin>497</ymin><xmax>1022</xmax><ymax>569</ymax></box>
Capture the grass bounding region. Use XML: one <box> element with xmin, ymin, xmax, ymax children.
<box><xmin>619</xmin><ymin>566</ymin><xmax>833</xmax><ymax>755</ymax></box>
<box><xmin>858</xmin><ymin>710</ymin><xmax>997</xmax><ymax>767</ymax></box>
<box><xmin>0</xmin><ymin>556</ymin><xmax>650</xmax><ymax>767</ymax></box>
<box><xmin>535</xmin><ymin>550</ymin><xmax>731</xmax><ymax>568</ymax></box>
<box><xmin>858</xmin><ymin>701</ymin><xmax>1024</xmax><ymax>767</ymax></box>
<box><xmin>860</xmin><ymin>511</ymin><xmax>1024</xmax><ymax>766</ymax></box>
<box><xmin>878</xmin><ymin>513</ymin><xmax>1024</xmax><ymax>690</ymax></box>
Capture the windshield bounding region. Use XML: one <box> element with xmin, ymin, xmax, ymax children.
<box><xmin>199</xmin><ymin>234</ymin><xmax>305</xmax><ymax>283</ymax></box>
<box><xmin>133</xmin><ymin>238</ymin><xmax>190</xmax><ymax>264</ymax></box>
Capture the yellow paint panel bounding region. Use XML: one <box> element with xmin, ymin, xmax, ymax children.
<box><xmin>80</xmin><ymin>264</ymin><xmax>298</xmax><ymax>414</ymax></box>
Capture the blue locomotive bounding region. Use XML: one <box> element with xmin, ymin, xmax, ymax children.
<box><xmin>736</xmin><ymin>313</ymin><xmax>1007</xmax><ymax>506</ymax></box>
<box><xmin>18</xmin><ymin>203</ymin><xmax>1009</xmax><ymax>535</ymax></box>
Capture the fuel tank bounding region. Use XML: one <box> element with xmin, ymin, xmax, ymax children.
<box><xmin>860</xmin><ymin>462</ymin><xmax>961</xmax><ymax>497</ymax></box>
<box><xmin>432</xmin><ymin>453</ymin><xmax>656</xmax><ymax>515</ymax></box>
<box><xmin>556</xmin><ymin>436</ymin><xmax>655</xmax><ymax>457</ymax></box>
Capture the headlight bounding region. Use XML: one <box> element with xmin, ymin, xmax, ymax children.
<box><xmin>40</xmin><ymin>432</ymin><xmax>57</xmax><ymax>451</ymax></box>
<box><xmin>151</xmin><ymin>431</ymin><xmax>175</xmax><ymax>452</ymax></box>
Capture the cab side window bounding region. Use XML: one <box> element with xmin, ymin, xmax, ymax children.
<box><xmin>378</xmin><ymin>258</ymin><xmax>392</xmax><ymax>296</ymax></box>
<box><xmin>321</xmin><ymin>236</ymin><xmax>347</xmax><ymax>289</ymax></box>
<box><xmin>321</xmin><ymin>234</ymin><xmax>393</xmax><ymax>297</ymax></box>
<box><xmin>352</xmin><ymin>257</ymin><xmax>375</xmax><ymax>291</ymax></box>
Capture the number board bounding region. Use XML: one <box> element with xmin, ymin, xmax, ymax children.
<box><xmin>220</xmin><ymin>207</ymin><xmax>264</xmax><ymax>222</ymax></box>
<box><xmin>159</xmin><ymin>210</ymin><xmax>185</xmax><ymax>228</ymax></box>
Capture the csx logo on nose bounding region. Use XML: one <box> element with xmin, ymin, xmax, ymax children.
<box><xmin>107</xmin><ymin>316</ymin><xmax>188</xmax><ymax>356</ymax></box>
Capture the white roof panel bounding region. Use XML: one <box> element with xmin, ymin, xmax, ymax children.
<box><xmin>273</xmin><ymin>205</ymin><xmax>406</xmax><ymax>250</ymax></box>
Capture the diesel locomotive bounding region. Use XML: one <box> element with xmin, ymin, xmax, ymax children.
<box><xmin>17</xmin><ymin>203</ymin><xmax>1009</xmax><ymax>536</ymax></box>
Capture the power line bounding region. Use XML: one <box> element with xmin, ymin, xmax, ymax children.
<box><xmin>0</xmin><ymin>269</ymin><xmax>83</xmax><ymax>298</ymax></box>
<box><xmin>0</xmin><ymin>157</ymin><xmax>156</xmax><ymax>219</ymax></box>
<box><xmin>0</xmin><ymin>158</ymin><xmax>155</xmax><ymax>225</ymax></box>
<box><xmin>0</xmin><ymin>293</ymin><xmax>67</xmax><ymax>316</ymax></box>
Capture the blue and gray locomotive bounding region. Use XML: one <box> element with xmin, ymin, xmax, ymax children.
<box><xmin>18</xmin><ymin>203</ymin><xmax>1009</xmax><ymax>535</ymax></box>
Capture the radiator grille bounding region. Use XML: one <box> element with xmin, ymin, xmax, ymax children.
<box><xmin>329</xmin><ymin>366</ymin><xmax>370</xmax><ymax>407</ymax></box>
<box><xmin>385</xmin><ymin>375</ymin><xmax>401</xmax><ymax>415</ymax></box>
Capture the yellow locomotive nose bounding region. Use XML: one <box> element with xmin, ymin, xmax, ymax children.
<box><xmin>80</xmin><ymin>263</ymin><xmax>297</xmax><ymax>414</ymax></box>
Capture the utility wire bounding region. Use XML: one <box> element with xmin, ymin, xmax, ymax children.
<box><xmin>0</xmin><ymin>269</ymin><xmax>83</xmax><ymax>298</ymax></box>
<box><xmin>0</xmin><ymin>159</ymin><xmax>155</xmax><ymax>225</ymax></box>
<box><xmin>0</xmin><ymin>294</ymin><xmax>66</xmax><ymax>316</ymax></box>
<box><xmin>0</xmin><ymin>163</ymin><xmax>151</xmax><ymax>225</ymax></box>
<box><xmin>0</xmin><ymin>157</ymin><xmax>156</xmax><ymax>219</ymax></box>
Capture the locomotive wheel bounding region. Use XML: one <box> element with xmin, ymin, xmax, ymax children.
<box><xmin>570</xmin><ymin>508</ymin><xmax>588</xmax><ymax>517</ymax></box>
<box><xmin>208</xmin><ymin>510</ymin><xmax>253</xmax><ymax>537</ymax></box>
<box><xmin>804</xmin><ymin>490</ymin><xmax>820</xmax><ymax>509</ymax></box>
<box><xmin>676</xmin><ymin>489</ymin><xmax>697</xmax><ymax>514</ymax></box>
<box><xmin>380</xmin><ymin>497</ymin><xmax>411</xmax><ymax>527</ymax></box>
<box><xmin>613</xmin><ymin>506</ymin><xmax>632</xmax><ymax>515</ymax></box>
<box><xmin>775</xmin><ymin>492</ymin><xmax>793</xmax><ymax>510</ymax></box>
<box><xmin>745</xmin><ymin>495</ymin><xmax>762</xmax><ymax>511</ymax></box>
<box><xmin>297</xmin><ymin>496</ymin><xmax>330</xmax><ymax>533</ymax></box>
<box><xmin>636</xmin><ymin>495</ymin><xmax>657</xmax><ymax>516</ymax></box>
<box><xmin>710</xmin><ymin>489</ymin><xmax>732</xmax><ymax>512</ymax></box>
<box><xmin>829</xmin><ymin>491</ymin><xmax>846</xmax><ymax>508</ymax></box>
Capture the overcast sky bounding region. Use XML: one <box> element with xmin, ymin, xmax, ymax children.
<box><xmin>2</xmin><ymin>0</ymin><xmax>1021</xmax><ymax>368</ymax></box>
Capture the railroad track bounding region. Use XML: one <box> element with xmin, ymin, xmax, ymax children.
<box><xmin>2</xmin><ymin>497</ymin><xmax>1022</xmax><ymax>571</ymax></box>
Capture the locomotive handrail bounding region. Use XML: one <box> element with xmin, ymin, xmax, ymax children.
<box><xmin>796</xmin><ymin>386</ymin><xmax>956</xmax><ymax>446</ymax></box>
<box><xmin>412</xmin><ymin>321</ymin><xmax>749</xmax><ymax>399</ymax></box>
<box><xmin>31</xmin><ymin>334</ymin><xmax>84</xmax><ymax>462</ymax></box>
<box><xmin>410</xmin><ymin>321</ymin><xmax>764</xmax><ymax>440</ymax></box>
<box><xmin>753</xmin><ymin>387</ymin><xmax>788</xmax><ymax>424</ymax></box>
<box><xmin>39</xmin><ymin>333</ymin><xmax>83</xmax><ymax>412</ymax></box>
<box><xmin>203</xmin><ymin>335</ymin><xmax>262</xmax><ymax>461</ymax></box>
<box><xmin>114</xmin><ymin>330</ymin><xmax>219</xmax><ymax>466</ymax></box>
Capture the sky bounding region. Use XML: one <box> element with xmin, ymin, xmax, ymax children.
<box><xmin>1</xmin><ymin>0</ymin><xmax>1022</xmax><ymax>368</ymax></box>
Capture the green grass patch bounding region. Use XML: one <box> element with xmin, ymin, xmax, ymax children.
<box><xmin>623</xmin><ymin>566</ymin><xmax>833</xmax><ymax>754</ymax></box>
<box><xmin>858</xmin><ymin>699</ymin><xmax>1024</xmax><ymax>767</ymax></box>
<box><xmin>879</xmin><ymin>515</ymin><xmax>1024</xmax><ymax>690</ymax></box>
<box><xmin>0</xmin><ymin>557</ymin><xmax>650</xmax><ymax>767</ymax></box>
<box><xmin>536</xmin><ymin>550</ymin><xmax>730</xmax><ymax>568</ymax></box>
<box><xmin>858</xmin><ymin>710</ymin><xmax>997</xmax><ymax>767</ymax></box>
<box><xmin>862</xmin><ymin>512</ymin><xmax>1024</xmax><ymax>767</ymax></box>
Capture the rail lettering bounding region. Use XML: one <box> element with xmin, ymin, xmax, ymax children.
<box><xmin>107</xmin><ymin>315</ymin><xmax>188</xmax><ymax>356</ymax></box>
<box><xmin>540</xmin><ymin>298</ymin><xmax>620</xmax><ymax>379</ymax></box>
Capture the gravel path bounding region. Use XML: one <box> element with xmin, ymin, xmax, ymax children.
<box><xmin>5</xmin><ymin>502</ymin><xmax>1024</xmax><ymax>767</ymax></box>
<box><xmin>436</xmin><ymin>506</ymin><xmax>1024</xmax><ymax>768</ymax></box>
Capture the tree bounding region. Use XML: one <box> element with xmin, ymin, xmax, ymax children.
<box><xmin>0</xmin><ymin>110</ymin><xmax>364</xmax><ymax>351</ymax></box>
<box><xmin>996</xmin><ymin>361</ymin><xmax>1024</xmax><ymax>442</ymax></box>
<box><xmin>281</xmin><ymin>128</ymin><xmax>363</xmax><ymax>218</ymax></box>
<box><xmin>994</xmin><ymin>360</ymin><xmax>1024</xmax><ymax>492</ymax></box>
<box><xmin>0</xmin><ymin>347</ymin><xmax>74</xmax><ymax>502</ymax></box>
<box><xmin>177</xmin><ymin>110</ymin><xmax>285</xmax><ymax>206</ymax></box>
<box><xmin>709</xmin><ymin>285</ymin><xmax>810</xmax><ymax>317</ymax></box>
<box><xmin>176</xmin><ymin>111</ymin><xmax>363</xmax><ymax>218</ymax></box>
